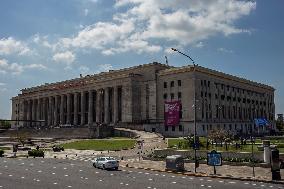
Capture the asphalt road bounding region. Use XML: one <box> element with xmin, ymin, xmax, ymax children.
<box><xmin>0</xmin><ymin>158</ymin><xmax>283</xmax><ymax>189</ymax></box>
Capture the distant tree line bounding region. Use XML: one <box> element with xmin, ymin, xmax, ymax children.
<box><xmin>0</xmin><ymin>120</ymin><xmax>11</xmax><ymax>128</ymax></box>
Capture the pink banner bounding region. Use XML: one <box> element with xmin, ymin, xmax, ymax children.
<box><xmin>164</xmin><ymin>100</ymin><xmax>181</xmax><ymax>126</ymax></box>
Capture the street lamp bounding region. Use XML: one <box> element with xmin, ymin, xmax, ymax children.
<box><xmin>171</xmin><ymin>48</ymin><xmax>198</xmax><ymax>173</ymax></box>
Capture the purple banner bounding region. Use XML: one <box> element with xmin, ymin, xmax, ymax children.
<box><xmin>164</xmin><ymin>100</ymin><xmax>181</xmax><ymax>126</ymax></box>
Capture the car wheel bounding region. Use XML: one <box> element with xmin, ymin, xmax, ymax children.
<box><xmin>114</xmin><ymin>167</ymin><xmax>118</xmax><ymax>171</ymax></box>
<box><xmin>93</xmin><ymin>163</ymin><xmax>96</xmax><ymax>168</ymax></box>
<box><xmin>102</xmin><ymin>165</ymin><xmax>106</xmax><ymax>170</ymax></box>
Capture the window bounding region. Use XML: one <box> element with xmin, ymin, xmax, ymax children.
<box><xmin>208</xmin><ymin>81</ymin><xmax>210</xmax><ymax>87</ymax></box>
<box><xmin>210</xmin><ymin>125</ymin><xmax>212</xmax><ymax>130</ymax></box>
<box><xmin>178</xmin><ymin>92</ymin><xmax>182</xmax><ymax>99</ymax></box>
<box><xmin>202</xmin><ymin>125</ymin><xmax>205</xmax><ymax>131</ymax></box>
<box><xmin>163</xmin><ymin>93</ymin><xmax>167</xmax><ymax>100</ymax></box>
<box><xmin>170</xmin><ymin>93</ymin><xmax>174</xmax><ymax>100</ymax></box>
<box><xmin>165</xmin><ymin>126</ymin><xmax>168</xmax><ymax>131</ymax></box>
<box><xmin>179</xmin><ymin>125</ymin><xmax>183</xmax><ymax>131</ymax></box>
<box><xmin>164</xmin><ymin>82</ymin><xmax>167</xmax><ymax>88</ymax></box>
<box><xmin>178</xmin><ymin>80</ymin><xmax>181</xmax><ymax>86</ymax></box>
<box><xmin>170</xmin><ymin>81</ymin><xmax>174</xmax><ymax>87</ymax></box>
<box><xmin>201</xmin><ymin>80</ymin><xmax>203</xmax><ymax>86</ymax></box>
<box><xmin>172</xmin><ymin>126</ymin><xmax>175</xmax><ymax>131</ymax></box>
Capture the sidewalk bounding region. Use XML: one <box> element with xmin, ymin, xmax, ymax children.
<box><xmin>119</xmin><ymin>159</ymin><xmax>284</xmax><ymax>184</ymax></box>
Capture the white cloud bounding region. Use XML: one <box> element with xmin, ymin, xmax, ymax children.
<box><xmin>0</xmin><ymin>37</ymin><xmax>31</xmax><ymax>56</ymax></box>
<box><xmin>195</xmin><ymin>42</ymin><xmax>204</xmax><ymax>48</ymax></box>
<box><xmin>96</xmin><ymin>64</ymin><xmax>113</xmax><ymax>73</ymax></box>
<box><xmin>53</xmin><ymin>51</ymin><xmax>75</xmax><ymax>65</ymax></box>
<box><xmin>0</xmin><ymin>58</ymin><xmax>46</xmax><ymax>75</ymax></box>
<box><xmin>79</xmin><ymin>66</ymin><xmax>90</xmax><ymax>75</ymax></box>
<box><xmin>218</xmin><ymin>47</ymin><xmax>234</xmax><ymax>53</ymax></box>
<box><xmin>0</xmin><ymin>82</ymin><xmax>6</xmax><ymax>86</ymax></box>
<box><xmin>84</xmin><ymin>9</ymin><xmax>89</xmax><ymax>16</ymax></box>
<box><xmin>52</xmin><ymin>0</ymin><xmax>256</xmax><ymax>55</ymax></box>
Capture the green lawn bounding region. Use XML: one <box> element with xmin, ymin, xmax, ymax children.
<box><xmin>0</xmin><ymin>147</ymin><xmax>10</xmax><ymax>150</ymax></box>
<box><xmin>167</xmin><ymin>138</ymin><xmax>284</xmax><ymax>153</ymax></box>
<box><xmin>62</xmin><ymin>139</ymin><xmax>136</xmax><ymax>151</ymax></box>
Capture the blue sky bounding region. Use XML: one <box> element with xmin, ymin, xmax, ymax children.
<box><xmin>0</xmin><ymin>0</ymin><xmax>283</xmax><ymax>119</ymax></box>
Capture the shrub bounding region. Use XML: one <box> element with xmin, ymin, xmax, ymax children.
<box><xmin>0</xmin><ymin>149</ymin><xmax>4</xmax><ymax>157</ymax></box>
<box><xmin>28</xmin><ymin>149</ymin><xmax>44</xmax><ymax>157</ymax></box>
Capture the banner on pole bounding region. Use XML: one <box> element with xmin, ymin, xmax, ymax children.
<box><xmin>164</xmin><ymin>100</ymin><xmax>181</xmax><ymax>126</ymax></box>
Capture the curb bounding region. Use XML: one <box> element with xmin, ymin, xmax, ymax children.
<box><xmin>120</xmin><ymin>164</ymin><xmax>284</xmax><ymax>185</ymax></box>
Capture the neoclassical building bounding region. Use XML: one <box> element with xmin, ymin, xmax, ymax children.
<box><xmin>11</xmin><ymin>62</ymin><xmax>275</xmax><ymax>137</ymax></box>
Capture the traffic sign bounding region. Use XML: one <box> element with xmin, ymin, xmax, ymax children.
<box><xmin>207</xmin><ymin>150</ymin><xmax>222</xmax><ymax>166</ymax></box>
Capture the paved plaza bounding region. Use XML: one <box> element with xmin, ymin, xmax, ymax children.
<box><xmin>0</xmin><ymin>158</ymin><xmax>283</xmax><ymax>189</ymax></box>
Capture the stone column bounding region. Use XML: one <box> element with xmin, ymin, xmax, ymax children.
<box><xmin>96</xmin><ymin>89</ymin><xmax>101</xmax><ymax>123</ymax></box>
<box><xmin>81</xmin><ymin>92</ymin><xmax>85</xmax><ymax>126</ymax></box>
<box><xmin>37</xmin><ymin>98</ymin><xmax>41</xmax><ymax>126</ymax></box>
<box><xmin>48</xmin><ymin>97</ymin><xmax>52</xmax><ymax>126</ymax></box>
<box><xmin>32</xmin><ymin>99</ymin><xmax>36</xmax><ymax>126</ymax></box>
<box><xmin>113</xmin><ymin>86</ymin><xmax>118</xmax><ymax>123</ymax></box>
<box><xmin>60</xmin><ymin>95</ymin><xmax>64</xmax><ymax>125</ymax></box>
<box><xmin>42</xmin><ymin>98</ymin><xmax>47</xmax><ymax>126</ymax></box>
<box><xmin>67</xmin><ymin>93</ymin><xmax>71</xmax><ymax>124</ymax></box>
<box><xmin>54</xmin><ymin>96</ymin><xmax>58</xmax><ymax>126</ymax></box>
<box><xmin>74</xmin><ymin>93</ymin><xmax>78</xmax><ymax>126</ymax></box>
<box><xmin>104</xmin><ymin>87</ymin><xmax>110</xmax><ymax>123</ymax></box>
<box><xmin>26</xmin><ymin>100</ymin><xmax>31</xmax><ymax>126</ymax></box>
<box><xmin>88</xmin><ymin>90</ymin><xmax>93</xmax><ymax>126</ymax></box>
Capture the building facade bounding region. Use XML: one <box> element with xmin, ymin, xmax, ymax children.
<box><xmin>11</xmin><ymin>62</ymin><xmax>275</xmax><ymax>137</ymax></box>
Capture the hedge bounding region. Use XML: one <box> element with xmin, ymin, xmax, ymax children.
<box><xmin>28</xmin><ymin>149</ymin><xmax>44</xmax><ymax>157</ymax></box>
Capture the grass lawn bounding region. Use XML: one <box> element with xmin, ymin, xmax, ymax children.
<box><xmin>167</xmin><ymin>138</ymin><xmax>284</xmax><ymax>153</ymax></box>
<box><xmin>62</xmin><ymin>139</ymin><xmax>136</xmax><ymax>151</ymax></box>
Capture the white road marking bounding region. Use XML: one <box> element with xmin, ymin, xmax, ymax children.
<box><xmin>229</xmin><ymin>181</ymin><xmax>236</xmax><ymax>184</ymax></box>
<box><xmin>36</xmin><ymin>179</ymin><xmax>40</xmax><ymax>182</ymax></box>
<box><xmin>53</xmin><ymin>182</ymin><xmax>58</xmax><ymax>185</ymax></box>
<box><xmin>4</xmin><ymin>166</ymin><xmax>7</xmax><ymax>168</ymax></box>
<box><xmin>261</xmin><ymin>185</ymin><xmax>265</xmax><ymax>187</ymax></box>
<box><xmin>38</xmin><ymin>170</ymin><xmax>42</xmax><ymax>173</ymax></box>
<box><xmin>63</xmin><ymin>167</ymin><xmax>67</xmax><ymax>170</ymax></box>
<box><xmin>125</xmin><ymin>184</ymin><xmax>129</xmax><ymax>186</ymax></box>
<box><xmin>133</xmin><ymin>177</ymin><xmax>136</xmax><ymax>179</ymax></box>
<box><xmin>201</xmin><ymin>185</ymin><xmax>205</xmax><ymax>187</ymax></box>
<box><xmin>110</xmin><ymin>173</ymin><xmax>114</xmax><ymax>176</ymax></box>
<box><xmin>269</xmin><ymin>186</ymin><xmax>274</xmax><ymax>188</ymax></box>
<box><xmin>53</xmin><ymin>167</ymin><xmax>56</xmax><ymax>169</ymax></box>
<box><xmin>147</xmin><ymin>187</ymin><xmax>151</xmax><ymax>189</ymax></box>
<box><xmin>68</xmin><ymin>186</ymin><xmax>72</xmax><ymax>188</ymax></box>
<box><xmin>208</xmin><ymin>186</ymin><xmax>212</xmax><ymax>188</ymax></box>
<box><xmin>8</xmin><ymin>175</ymin><xmax>12</xmax><ymax>177</ymax></box>
<box><xmin>244</xmin><ymin>183</ymin><xmax>249</xmax><ymax>185</ymax></box>
<box><xmin>25</xmin><ymin>169</ymin><xmax>28</xmax><ymax>171</ymax></box>
<box><xmin>65</xmin><ymin>175</ymin><xmax>68</xmax><ymax>177</ymax></box>
<box><xmin>85</xmin><ymin>177</ymin><xmax>88</xmax><ymax>180</ymax></box>
<box><xmin>145</xmin><ymin>173</ymin><xmax>149</xmax><ymax>175</ymax></box>
<box><xmin>171</xmin><ymin>176</ymin><xmax>175</xmax><ymax>178</ymax></box>
<box><xmin>21</xmin><ymin>176</ymin><xmax>25</xmax><ymax>179</ymax></box>
<box><xmin>207</xmin><ymin>180</ymin><xmax>212</xmax><ymax>182</ymax></box>
<box><xmin>219</xmin><ymin>181</ymin><xmax>224</xmax><ymax>183</ymax></box>
<box><xmin>172</xmin><ymin>182</ymin><xmax>176</xmax><ymax>184</ymax></box>
<box><xmin>162</xmin><ymin>175</ymin><xmax>166</xmax><ymax>177</ymax></box>
<box><xmin>52</xmin><ymin>173</ymin><xmax>56</xmax><ymax>175</ymax></box>
<box><xmin>138</xmin><ymin>172</ymin><xmax>142</xmax><ymax>174</ymax></box>
<box><xmin>148</xmin><ymin>178</ymin><xmax>153</xmax><ymax>181</ymax></box>
<box><xmin>199</xmin><ymin>178</ymin><xmax>204</xmax><ymax>181</ymax></box>
<box><xmin>95</xmin><ymin>172</ymin><xmax>99</xmax><ymax>174</ymax></box>
<box><xmin>99</xmin><ymin>180</ymin><xmax>103</xmax><ymax>182</ymax></box>
<box><xmin>79</xmin><ymin>170</ymin><xmax>83</xmax><ymax>172</ymax></box>
<box><xmin>120</xmin><ymin>183</ymin><xmax>124</xmax><ymax>185</ymax></box>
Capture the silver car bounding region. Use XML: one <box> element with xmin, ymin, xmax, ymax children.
<box><xmin>92</xmin><ymin>157</ymin><xmax>119</xmax><ymax>170</ymax></box>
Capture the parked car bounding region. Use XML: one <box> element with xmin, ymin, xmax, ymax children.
<box><xmin>92</xmin><ymin>157</ymin><xmax>119</xmax><ymax>170</ymax></box>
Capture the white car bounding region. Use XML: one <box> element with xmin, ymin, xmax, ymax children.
<box><xmin>92</xmin><ymin>157</ymin><xmax>119</xmax><ymax>170</ymax></box>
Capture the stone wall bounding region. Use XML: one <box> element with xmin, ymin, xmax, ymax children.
<box><xmin>153</xmin><ymin>148</ymin><xmax>265</xmax><ymax>161</ymax></box>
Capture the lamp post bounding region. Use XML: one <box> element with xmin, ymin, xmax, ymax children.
<box><xmin>171</xmin><ymin>48</ymin><xmax>198</xmax><ymax>172</ymax></box>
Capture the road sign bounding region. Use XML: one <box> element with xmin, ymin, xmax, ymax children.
<box><xmin>207</xmin><ymin>150</ymin><xmax>222</xmax><ymax>166</ymax></box>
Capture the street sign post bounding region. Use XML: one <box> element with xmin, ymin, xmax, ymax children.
<box><xmin>207</xmin><ymin>150</ymin><xmax>222</xmax><ymax>175</ymax></box>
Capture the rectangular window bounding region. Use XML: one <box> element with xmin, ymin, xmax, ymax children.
<box><xmin>172</xmin><ymin>126</ymin><xmax>175</xmax><ymax>131</ymax></box>
<box><xmin>202</xmin><ymin>125</ymin><xmax>205</xmax><ymax>131</ymax></box>
<box><xmin>165</xmin><ymin>126</ymin><xmax>168</xmax><ymax>131</ymax></box>
<box><xmin>178</xmin><ymin>92</ymin><xmax>181</xmax><ymax>99</ymax></box>
<box><xmin>171</xmin><ymin>93</ymin><xmax>174</xmax><ymax>100</ymax></box>
<box><xmin>164</xmin><ymin>82</ymin><xmax>167</xmax><ymax>88</ymax></box>
<box><xmin>163</xmin><ymin>93</ymin><xmax>167</xmax><ymax>100</ymax></box>
<box><xmin>178</xmin><ymin>80</ymin><xmax>181</xmax><ymax>86</ymax></box>
<box><xmin>170</xmin><ymin>81</ymin><xmax>174</xmax><ymax>87</ymax></box>
<box><xmin>179</xmin><ymin>125</ymin><xmax>182</xmax><ymax>131</ymax></box>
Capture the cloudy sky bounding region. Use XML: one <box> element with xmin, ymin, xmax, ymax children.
<box><xmin>0</xmin><ymin>0</ymin><xmax>284</xmax><ymax>119</ymax></box>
